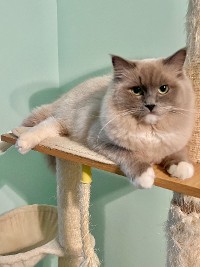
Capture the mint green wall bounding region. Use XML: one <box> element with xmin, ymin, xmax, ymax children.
<box><xmin>0</xmin><ymin>1</ymin><xmax>59</xmax><ymax>266</ymax></box>
<box><xmin>0</xmin><ymin>0</ymin><xmax>59</xmax><ymax>132</ymax></box>
<box><xmin>0</xmin><ymin>0</ymin><xmax>187</xmax><ymax>266</ymax></box>
<box><xmin>0</xmin><ymin>0</ymin><xmax>58</xmax><ymax>207</ymax></box>
<box><xmin>57</xmin><ymin>0</ymin><xmax>187</xmax><ymax>84</ymax></box>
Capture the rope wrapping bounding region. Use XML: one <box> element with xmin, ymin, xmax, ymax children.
<box><xmin>56</xmin><ymin>160</ymin><xmax>100</xmax><ymax>267</ymax></box>
<box><xmin>185</xmin><ymin>0</ymin><xmax>200</xmax><ymax>163</ymax></box>
<box><xmin>79</xmin><ymin>183</ymin><xmax>100</xmax><ymax>267</ymax></box>
<box><xmin>56</xmin><ymin>159</ymin><xmax>84</xmax><ymax>267</ymax></box>
<box><xmin>166</xmin><ymin>193</ymin><xmax>200</xmax><ymax>267</ymax></box>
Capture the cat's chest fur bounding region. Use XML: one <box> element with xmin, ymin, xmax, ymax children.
<box><xmin>104</xmin><ymin>117</ymin><xmax>182</xmax><ymax>164</ymax></box>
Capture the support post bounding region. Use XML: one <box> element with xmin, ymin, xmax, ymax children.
<box><xmin>56</xmin><ymin>160</ymin><xmax>100</xmax><ymax>267</ymax></box>
<box><xmin>166</xmin><ymin>193</ymin><xmax>200</xmax><ymax>267</ymax></box>
<box><xmin>186</xmin><ymin>0</ymin><xmax>200</xmax><ymax>162</ymax></box>
<box><xmin>56</xmin><ymin>159</ymin><xmax>83</xmax><ymax>266</ymax></box>
<box><xmin>79</xmin><ymin>165</ymin><xmax>100</xmax><ymax>266</ymax></box>
<box><xmin>165</xmin><ymin>1</ymin><xmax>200</xmax><ymax>266</ymax></box>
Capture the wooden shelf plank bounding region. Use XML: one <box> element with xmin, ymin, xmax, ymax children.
<box><xmin>1</xmin><ymin>133</ymin><xmax>200</xmax><ymax>198</ymax></box>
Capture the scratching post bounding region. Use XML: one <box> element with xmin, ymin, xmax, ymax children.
<box><xmin>56</xmin><ymin>159</ymin><xmax>100</xmax><ymax>267</ymax></box>
<box><xmin>166</xmin><ymin>193</ymin><xmax>200</xmax><ymax>267</ymax></box>
<box><xmin>166</xmin><ymin>1</ymin><xmax>200</xmax><ymax>266</ymax></box>
<box><xmin>186</xmin><ymin>0</ymin><xmax>200</xmax><ymax>162</ymax></box>
<box><xmin>56</xmin><ymin>159</ymin><xmax>83</xmax><ymax>266</ymax></box>
<box><xmin>79</xmin><ymin>166</ymin><xmax>100</xmax><ymax>267</ymax></box>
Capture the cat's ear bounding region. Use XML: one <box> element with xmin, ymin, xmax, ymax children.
<box><xmin>111</xmin><ymin>55</ymin><xmax>136</xmax><ymax>81</ymax></box>
<box><xmin>163</xmin><ymin>48</ymin><xmax>186</xmax><ymax>70</ymax></box>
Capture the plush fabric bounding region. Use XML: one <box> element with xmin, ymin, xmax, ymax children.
<box><xmin>0</xmin><ymin>205</ymin><xmax>64</xmax><ymax>267</ymax></box>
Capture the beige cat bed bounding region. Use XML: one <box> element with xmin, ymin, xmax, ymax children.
<box><xmin>0</xmin><ymin>204</ymin><xmax>63</xmax><ymax>267</ymax></box>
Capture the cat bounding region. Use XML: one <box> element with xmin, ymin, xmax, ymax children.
<box><xmin>13</xmin><ymin>48</ymin><xmax>195</xmax><ymax>188</ymax></box>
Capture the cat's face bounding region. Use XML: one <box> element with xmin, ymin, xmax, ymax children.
<box><xmin>111</xmin><ymin>49</ymin><xmax>194</xmax><ymax>125</ymax></box>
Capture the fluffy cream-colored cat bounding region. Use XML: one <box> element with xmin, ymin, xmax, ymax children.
<box><xmin>13</xmin><ymin>48</ymin><xmax>195</xmax><ymax>188</ymax></box>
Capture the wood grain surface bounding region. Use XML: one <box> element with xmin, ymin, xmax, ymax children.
<box><xmin>1</xmin><ymin>133</ymin><xmax>200</xmax><ymax>198</ymax></box>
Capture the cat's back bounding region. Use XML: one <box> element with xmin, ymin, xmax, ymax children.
<box><xmin>54</xmin><ymin>75</ymin><xmax>111</xmax><ymax>109</ymax></box>
<box><xmin>54</xmin><ymin>75</ymin><xmax>112</xmax><ymax>142</ymax></box>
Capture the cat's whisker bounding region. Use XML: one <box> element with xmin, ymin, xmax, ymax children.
<box><xmin>95</xmin><ymin>109</ymin><xmax>139</xmax><ymax>146</ymax></box>
<box><xmin>169</xmin><ymin>110</ymin><xmax>192</xmax><ymax>118</ymax></box>
<box><xmin>160</xmin><ymin>105</ymin><xmax>195</xmax><ymax>112</ymax></box>
<box><xmin>80</xmin><ymin>107</ymin><xmax>142</xmax><ymax>120</ymax></box>
<box><xmin>158</xmin><ymin>105</ymin><xmax>196</xmax><ymax>115</ymax></box>
<box><xmin>172</xmin><ymin>108</ymin><xmax>196</xmax><ymax>113</ymax></box>
<box><xmin>96</xmin><ymin>114</ymin><xmax>123</xmax><ymax>145</ymax></box>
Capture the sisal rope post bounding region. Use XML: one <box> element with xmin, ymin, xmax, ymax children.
<box><xmin>186</xmin><ymin>0</ymin><xmax>200</xmax><ymax>162</ymax></box>
<box><xmin>166</xmin><ymin>193</ymin><xmax>200</xmax><ymax>267</ymax></box>
<box><xmin>166</xmin><ymin>1</ymin><xmax>200</xmax><ymax>266</ymax></box>
<box><xmin>56</xmin><ymin>159</ymin><xmax>84</xmax><ymax>266</ymax></box>
<box><xmin>79</xmin><ymin>165</ymin><xmax>100</xmax><ymax>267</ymax></box>
<box><xmin>56</xmin><ymin>159</ymin><xmax>100</xmax><ymax>267</ymax></box>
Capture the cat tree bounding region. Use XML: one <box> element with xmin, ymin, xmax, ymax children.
<box><xmin>0</xmin><ymin>0</ymin><xmax>200</xmax><ymax>266</ymax></box>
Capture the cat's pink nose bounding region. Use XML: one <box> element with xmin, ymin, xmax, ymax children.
<box><xmin>145</xmin><ymin>104</ymin><xmax>155</xmax><ymax>112</ymax></box>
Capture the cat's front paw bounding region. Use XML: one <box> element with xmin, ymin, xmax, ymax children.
<box><xmin>15</xmin><ymin>132</ymin><xmax>39</xmax><ymax>154</ymax></box>
<box><xmin>167</xmin><ymin>161</ymin><xmax>194</xmax><ymax>180</ymax></box>
<box><xmin>132</xmin><ymin>167</ymin><xmax>155</xmax><ymax>189</ymax></box>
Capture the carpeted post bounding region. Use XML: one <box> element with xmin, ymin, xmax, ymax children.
<box><xmin>186</xmin><ymin>0</ymin><xmax>200</xmax><ymax>162</ymax></box>
<box><xmin>166</xmin><ymin>193</ymin><xmax>200</xmax><ymax>267</ymax></box>
<box><xmin>166</xmin><ymin>1</ymin><xmax>200</xmax><ymax>266</ymax></box>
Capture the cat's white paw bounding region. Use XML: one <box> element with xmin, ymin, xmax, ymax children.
<box><xmin>15</xmin><ymin>132</ymin><xmax>39</xmax><ymax>154</ymax></box>
<box><xmin>167</xmin><ymin>161</ymin><xmax>194</xmax><ymax>180</ymax></box>
<box><xmin>133</xmin><ymin>167</ymin><xmax>155</xmax><ymax>189</ymax></box>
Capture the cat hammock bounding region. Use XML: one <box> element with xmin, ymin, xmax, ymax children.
<box><xmin>1</xmin><ymin>0</ymin><xmax>200</xmax><ymax>266</ymax></box>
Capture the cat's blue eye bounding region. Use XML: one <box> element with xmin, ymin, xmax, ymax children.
<box><xmin>130</xmin><ymin>86</ymin><xmax>143</xmax><ymax>96</ymax></box>
<box><xmin>158</xmin><ymin>85</ymin><xmax>169</xmax><ymax>94</ymax></box>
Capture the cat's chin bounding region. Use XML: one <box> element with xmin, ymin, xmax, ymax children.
<box><xmin>143</xmin><ymin>114</ymin><xmax>158</xmax><ymax>125</ymax></box>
